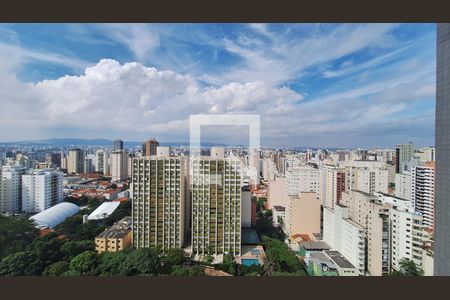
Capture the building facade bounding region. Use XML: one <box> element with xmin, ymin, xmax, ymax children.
<box><xmin>22</xmin><ymin>169</ymin><xmax>64</xmax><ymax>213</ymax></box>
<box><xmin>191</xmin><ymin>158</ymin><xmax>242</xmax><ymax>261</ymax></box>
<box><xmin>111</xmin><ymin>150</ymin><xmax>128</xmax><ymax>182</ymax></box>
<box><xmin>131</xmin><ymin>157</ymin><xmax>186</xmax><ymax>250</ymax></box>
<box><xmin>67</xmin><ymin>148</ymin><xmax>84</xmax><ymax>174</ymax></box>
<box><xmin>412</xmin><ymin>163</ymin><xmax>435</xmax><ymax>229</ymax></box>
<box><xmin>435</xmin><ymin>23</ymin><xmax>450</xmax><ymax>275</ymax></box>
<box><xmin>0</xmin><ymin>165</ymin><xmax>26</xmax><ymax>214</ymax></box>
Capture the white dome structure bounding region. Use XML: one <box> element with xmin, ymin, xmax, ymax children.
<box><xmin>30</xmin><ymin>202</ymin><xmax>80</xmax><ymax>228</ymax></box>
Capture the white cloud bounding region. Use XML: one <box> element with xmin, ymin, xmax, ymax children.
<box><xmin>26</xmin><ymin>59</ymin><xmax>302</xmax><ymax>142</ymax></box>
<box><xmin>99</xmin><ymin>24</ymin><xmax>160</xmax><ymax>62</ymax></box>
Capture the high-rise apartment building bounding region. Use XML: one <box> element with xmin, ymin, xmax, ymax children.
<box><xmin>318</xmin><ymin>165</ymin><xmax>346</xmax><ymax>209</ymax></box>
<box><xmin>267</xmin><ymin>176</ymin><xmax>286</xmax><ymax>209</ymax></box>
<box><xmin>191</xmin><ymin>157</ymin><xmax>242</xmax><ymax>261</ymax></box>
<box><xmin>112</xmin><ymin>139</ymin><xmax>124</xmax><ymax>151</ymax></box>
<box><xmin>285</xmin><ymin>192</ymin><xmax>321</xmax><ymax>238</ymax></box>
<box><xmin>412</xmin><ymin>162</ymin><xmax>435</xmax><ymax>229</ymax></box>
<box><xmin>131</xmin><ymin>157</ymin><xmax>186</xmax><ymax>250</ymax></box>
<box><xmin>156</xmin><ymin>146</ymin><xmax>171</xmax><ymax>157</ymax></box>
<box><xmin>111</xmin><ymin>150</ymin><xmax>128</xmax><ymax>182</ymax></box>
<box><xmin>389</xmin><ymin>209</ymin><xmax>425</xmax><ymax>271</ymax></box>
<box><xmin>435</xmin><ymin>23</ymin><xmax>450</xmax><ymax>275</ymax></box>
<box><xmin>346</xmin><ymin>166</ymin><xmax>388</xmax><ymax>195</ymax></box>
<box><xmin>341</xmin><ymin>190</ymin><xmax>391</xmax><ymax>276</ymax></box>
<box><xmin>395</xmin><ymin>172</ymin><xmax>412</xmax><ymax>201</ymax></box>
<box><xmin>0</xmin><ymin>165</ymin><xmax>26</xmax><ymax>214</ymax></box>
<box><xmin>95</xmin><ymin>149</ymin><xmax>105</xmax><ymax>173</ymax></box>
<box><xmin>67</xmin><ymin>148</ymin><xmax>84</xmax><ymax>174</ymax></box>
<box><xmin>395</xmin><ymin>142</ymin><xmax>414</xmax><ymax>174</ymax></box>
<box><xmin>22</xmin><ymin>169</ymin><xmax>64</xmax><ymax>213</ymax></box>
<box><xmin>286</xmin><ymin>165</ymin><xmax>319</xmax><ymax>195</ymax></box>
<box><xmin>323</xmin><ymin>204</ymin><xmax>366</xmax><ymax>276</ymax></box>
<box><xmin>142</xmin><ymin>138</ymin><xmax>159</xmax><ymax>156</ymax></box>
<box><xmin>45</xmin><ymin>153</ymin><xmax>61</xmax><ymax>168</ymax></box>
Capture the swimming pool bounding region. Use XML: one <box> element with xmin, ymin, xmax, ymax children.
<box><xmin>241</xmin><ymin>258</ymin><xmax>260</xmax><ymax>266</ymax></box>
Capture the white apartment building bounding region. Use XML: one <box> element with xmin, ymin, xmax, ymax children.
<box><xmin>286</xmin><ymin>165</ymin><xmax>319</xmax><ymax>195</ymax></box>
<box><xmin>395</xmin><ymin>172</ymin><xmax>412</xmax><ymax>201</ymax></box>
<box><xmin>374</xmin><ymin>192</ymin><xmax>414</xmax><ymax>212</ymax></box>
<box><xmin>415</xmin><ymin>147</ymin><xmax>435</xmax><ymax>163</ymax></box>
<box><xmin>156</xmin><ymin>146</ymin><xmax>171</xmax><ymax>157</ymax></box>
<box><xmin>262</xmin><ymin>158</ymin><xmax>278</xmax><ymax>182</ymax></box>
<box><xmin>0</xmin><ymin>165</ymin><xmax>27</xmax><ymax>214</ymax></box>
<box><xmin>411</xmin><ymin>163</ymin><xmax>435</xmax><ymax>229</ymax></box>
<box><xmin>346</xmin><ymin>166</ymin><xmax>388</xmax><ymax>195</ymax></box>
<box><xmin>22</xmin><ymin>169</ymin><xmax>64</xmax><ymax>213</ymax></box>
<box><xmin>323</xmin><ymin>204</ymin><xmax>366</xmax><ymax>275</ymax></box>
<box><xmin>318</xmin><ymin>165</ymin><xmax>346</xmax><ymax>209</ymax></box>
<box><xmin>111</xmin><ymin>150</ymin><xmax>128</xmax><ymax>182</ymax></box>
<box><xmin>95</xmin><ymin>149</ymin><xmax>105</xmax><ymax>173</ymax></box>
<box><xmin>389</xmin><ymin>209</ymin><xmax>425</xmax><ymax>271</ymax></box>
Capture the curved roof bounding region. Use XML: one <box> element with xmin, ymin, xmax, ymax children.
<box><xmin>88</xmin><ymin>201</ymin><xmax>120</xmax><ymax>220</ymax></box>
<box><xmin>30</xmin><ymin>202</ymin><xmax>80</xmax><ymax>228</ymax></box>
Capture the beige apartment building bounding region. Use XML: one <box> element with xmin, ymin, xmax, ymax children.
<box><xmin>67</xmin><ymin>148</ymin><xmax>83</xmax><ymax>174</ymax></box>
<box><xmin>131</xmin><ymin>157</ymin><xmax>186</xmax><ymax>250</ymax></box>
<box><xmin>285</xmin><ymin>192</ymin><xmax>321</xmax><ymax>238</ymax></box>
<box><xmin>318</xmin><ymin>165</ymin><xmax>346</xmax><ymax>209</ymax></box>
<box><xmin>191</xmin><ymin>157</ymin><xmax>242</xmax><ymax>261</ymax></box>
<box><xmin>341</xmin><ymin>190</ymin><xmax>390</xmax><ymax>276</ymax></box>
<box><xmin>267</xmin><ymin>176</ymin><xmax>286</xmax><ymax>209</ymax></box>
<box><xmin>95</xmin><ymin>217</ymin><xmax>132</xmax><ymax>253</ymax></box>
<box><xmin>111</xmin><ymin>150</ymin><xmax>128</xmax><ymax>182</ymax></box>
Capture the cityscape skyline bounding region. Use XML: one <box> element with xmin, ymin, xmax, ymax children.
<box><xmin>0</xmin><ymin>23</ymin><xmax>436</xmax><ymax>148</ymax></box>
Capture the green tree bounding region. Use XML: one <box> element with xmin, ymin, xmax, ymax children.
<box><xmin>218</xmin><ymin>253</ymin><xmax>237</xmax><ymax>275</ymax></box>
<box><xmin>162</xmin><ymin>248</ymin><xmax>185</xmax><ymax>273</ymax></box>
<box><xmin>255</xmin><ymin>210</ymin><xmax>285</xmax><ymax>241</ymax></box>
<box><xmin>262</xmin><ymin>236</ymin><xmax>305</xmax><ymax>275</ymax></box>
<box><xmin>28</xmin><ymin>233</ymin><xmax>65</xmax><ymax>267</ymax></box>
<box><xmin>171</xmin><ymin>265</ymin><xmax>205</xmax><ymax>276</ymax></box>
<box><xmin>119</xmin><ymin>248</ymin><xmax>162</xmax><ymax>276</ymax></box>
<box><xmin>0</xmin><ymin>251</ymin><xmax>43</xmax><ymax>276</ymax></box>
<box><xmin>0</xmin><ymin>215</ymin><xmax>39</xmax><ymax>259</ymax></box>
<box><xmin>390</xmin><ymin>258</ymin><xmax>424</xmax><ymax>276</ymax></box>
<box><xmin>69</xmin><ymin>251</ymin><xmax>99</xmax><ymax>276</ymax></box>
<box><xmin>98</xmin><ymin>250</ymin><xmax>130</xmax><ymax>276</ymax></box>
<box><xmin>61</xmin><ymin>240</ymin><xmax>95</xmax><ymax>260</ymax></box>
<box><xmin>43</xmin><ymin>261</ymin><xmax>69</xmax><ymax>276</ymax></box>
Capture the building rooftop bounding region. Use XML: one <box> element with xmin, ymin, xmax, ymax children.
<box><xmin>273</xmin><ymin>205</ymin><xmax>286</xmax><ymax>212</ymax></box>
<box><xmin>88</xmin><ymin>201</ymin><xmax>120</xmax><ymax>220</ymax></box>
<box><xmin>324</xmin><ymin>250</ymin><xmax>355</xmax><ymax>269</ymax></box>
<box><xmin>310</xmin><ymin>252</ymin><xmax>336</xmax><ymax>270</ymax></box>
<box><xmin>300</xmin><ymin>241</ymin><xmax>331</xmax><ymax>250</ymax></box>
<box><xmin>96</xmin><ymin>216</ymin><xmax>131</xmax><ymax>239</ymax></box>
<box><xmin>30</xmin><ymin>202</ymin><xmax>80</xmax><ymax>229</ymax></box>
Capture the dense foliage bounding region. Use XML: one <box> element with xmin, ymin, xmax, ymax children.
<box><xmin>390</xmin><ymin>258</ymin><xmax>424</xmax><ymax>276</ymax></box>
<box><xmin>0</xmin><ymin>215</ymin><xmax>39</xmax><ymax>259</ymax></box>
<box><xmin>262</xmin><ymin>236</ymin><xmax>307</xmax><ymax>275</ymax></box>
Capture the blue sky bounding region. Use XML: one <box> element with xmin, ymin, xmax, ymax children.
<box><xmin>0</xmin><ymin>23</ymin><xmax>436</xmax><ymax>148</ymax></box>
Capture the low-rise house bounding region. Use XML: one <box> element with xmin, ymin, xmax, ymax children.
<box><xmin>95</xmin><ymin>216</ymin><xmax>132</xmax><ymax>253</ymax></box>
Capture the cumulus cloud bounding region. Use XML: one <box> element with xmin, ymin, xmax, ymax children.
<box><xmin>27</xmin><ymin>59</ymin><xmax>303</xmax><ymax>142</ymax></box>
